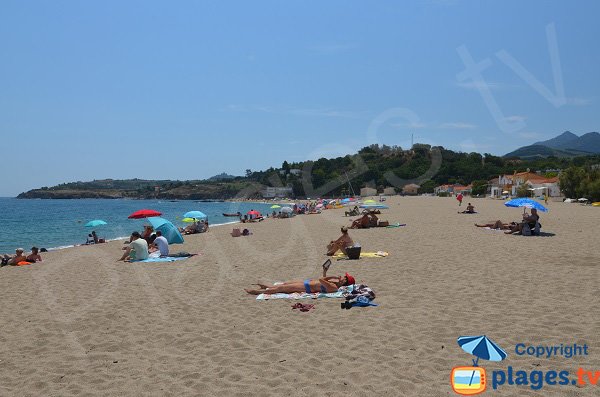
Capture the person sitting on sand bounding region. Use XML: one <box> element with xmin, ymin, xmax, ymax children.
<box><xmin>119</xmin><ymin>232</ymin><xmax>149</xmax><ymax>261</ymax></box>
<box><xmin>459</xmin><ymin>203</ymin><xmax>476</xmax><ymax>214</ymax></box>
<box><xmin>505</xmin><ymin>208</ymin><xmax>540</xmax><ymax>235</ymax></box>
<box><xmin>245</xmin><ymin>260</ymin><xmax>355</xmax><ymax>295</ymax></box>
<box><xmin>475</xmin><ymin>220</ymin><xmax>515</xmax><ymax>230</ymax></box>
<box><xmin>142</xmin><ymin>225</ymin><xmax>154</xmax><ymax>241</ymax></box>
<box><xmin>327</xmin><ymin>226</ymin><xmax>354</xmax><ymax>256</ymax></box>
<box><xmin>150</xmin><ymin>230</ymin><xmax>169</xmax><ymax>257</ymax></box>
<box><xmin>26</xmin><ymin>247</ymin><xmax>43</xmax><ymax>263</ymax></box>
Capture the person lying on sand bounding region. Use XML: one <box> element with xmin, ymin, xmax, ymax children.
<box><xmin>2</xmin><ymin>248</ymin><xmax>27</xmax><ymax>266</ymax></box>
<box><xmin>475</xmin><ymin>220</ymin><xmax>515</xmax><ymax>230</ymax></box>
<box><xmin>327</xmin><ymin>226</ymin><xmax>354</xmax><ymax>256</ymax></box>
<box><xmin>351</xmin><ymin>214</ymin><xmax>371</xmax><ymax>229</ymax></box>
<box><xmin>245</xmin><ymin>260</ymin><xmax>355</xmax><ymax>295</ymax></box>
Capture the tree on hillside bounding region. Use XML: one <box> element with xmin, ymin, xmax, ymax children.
<box><xmin>471</xmin><ymin>180</ymin><xmax>488</xmax><ymax>196</ymax></box>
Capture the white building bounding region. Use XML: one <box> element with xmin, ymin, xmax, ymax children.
<box><xmin>261</xmin><ymin>186</ymin><xmax>293</xmax><ymax>198</ymax></box>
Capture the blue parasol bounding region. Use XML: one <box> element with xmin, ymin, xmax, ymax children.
<box><xmin>147</xmin><ymin>217</ymin><xmax>184</xmax><ymax>244</ymax></box>
<box><xmin>458</xmin><ymin>335</ymin><xmax>507</xmax><ymax>386</ymax></box>
<box><xmin>85</xmin><ymin>220</ymin><xmax>107</xmax><ymax>227</ymax></box>
<box><xmin>504</xmin><ymin>198</ymin><xmax>548</xmax><ymax>212</ymax></box>
<box><xmin>183</xmin><ymin>211</ymin><xmax>207</xmax><ymax>219</ymax></box>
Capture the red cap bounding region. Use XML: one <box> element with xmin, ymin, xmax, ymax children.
<box><xmin>345</xmin><ymin>273</ymin><xmax>355</xmax><ymax>286</ymax></box>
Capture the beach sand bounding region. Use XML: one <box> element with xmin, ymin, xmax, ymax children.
<box><xmin>0</xmin><ymin>196</ymin><xmax>598</xmax><ymax>396</ymax></box>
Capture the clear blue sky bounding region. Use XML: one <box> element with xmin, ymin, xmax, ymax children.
<box><xmin>1</xmin><ymin>0</ymin><xmax>598</xmax><ymax>196</ymax></box>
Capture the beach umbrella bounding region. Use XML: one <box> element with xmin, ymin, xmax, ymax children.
<box><xmin>458</xmin><ymin>335</ymin><xmax>507</xmax><ymax>386</ymax></box>
<box><xmin>502</xmin><ymin>191</ymin><xmax>510</xmax><ymax>194</ymax></box>
<box><xmin>270</xmin><ymin>204</ymin><xmax>281</xmax><ymax>209</ymax></box>
<box><xmin>577</xmin><ymin>198</ymin><xmax>588</xmax><ymax>202</ymax></box>
<box><xmin>147</xmin><ymin>217</ymin><xmax>184</xmax><ymax>244</ymax></box>
<box><xmin>504</xmin><ymin>198</ymin><xmax>548</xmax><ymax>213</ymax></box>
<box><xmin>85</xmin><ymin>219</ymin><xmax>107</xmax><ymax>227</ymax></box>
<box><xmin>183</xmin><ymin>210</ymin><xmax>207</xmax><ymax>219</ymax></box>
<box><xmin>363</xmin><ymin>199</ymin><xmax>376</xmax><ymax>204</ymax></box>
<box><xmin>359</xmin><ymin>204</ymin><xmax>389</xmax><ymax>209</ymax></box>
<box><xmin>128</xmin><ymin>209</ymin><xmax>162</xmax><ymax>219</ymax></box>
<box><xmin>341</xmin><ymin>198</ymin><xmax>350</xmax><ymax>203</ymax></box>
<box><xmin>247</xmin><ymin>210</ymin><xmax>261</xmax><ymax>216</ymax></box>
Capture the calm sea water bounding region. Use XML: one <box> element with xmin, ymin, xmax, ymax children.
<box><xmin>0</xmin><ymin>198</ymin><xmax>273</xmax><ymax>253</ymax></box>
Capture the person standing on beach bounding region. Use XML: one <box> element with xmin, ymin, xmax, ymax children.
<box><xmin>456</xmin><ymin>193</ymin><xmax>463</xmax><ymax>206</ymax></box>
<box><xmin>119</xmin><ymin>232</ymin><xmax>149</xmax><ymax>261</ymax></box>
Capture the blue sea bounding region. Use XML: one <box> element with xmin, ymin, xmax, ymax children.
<box><xmin>0</xmin><ymin>198</ymin><xmax>273</xmax><ymax>253</ymax></box>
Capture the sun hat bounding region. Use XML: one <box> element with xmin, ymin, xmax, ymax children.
<box><xmin>345</xmin><ymin>273</ymin><xmax>355</xmax><ymax>286</ymax></box>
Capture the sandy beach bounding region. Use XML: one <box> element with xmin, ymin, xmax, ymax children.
<box><xmin>0</xmin><ymin>196</ymin><xmax>598</xmax><ymax>396</ymax></box>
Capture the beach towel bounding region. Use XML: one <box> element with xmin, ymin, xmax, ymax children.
<box><xmin>386</xmin><ymin>223</ymin><xmax>406</xmax><ymax>228</ymax></box>
<box><xmin>136</xmin><ymin>256</ymin><xmax>192</xmax><ymax>263</ymax></box>
<box><xmin>334</xmin><ymin>251</ymin><xmax>388</xmax><ymax>259</ymax></box>
<box><xmin>256</xmin><ymin>285</ymin><xmax>354</xmax><ymax>301</ymax></box>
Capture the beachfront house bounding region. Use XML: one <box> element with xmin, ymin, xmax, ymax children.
<box><xmin>525</xmin><ymin>176</ymin><xmax>561</xmax><ymax>197</ymax></box>
<box><xmin>488</xmin><ymin>178</ymin><xmax>501</xmax><ymax>198</ymax></box>
<box><xmin>402</xmin><ymin>184</ymin><xmax>420</xmax><ymax>195</ymax></box>
<box><xmin>383</xmin><ymin>187</ymin><xmax>396</xmax><ymax>196</ymax></box>
<box><xmin>498</xmin><ymin>171</ymin><xmax>559</xmax><ymax>197</ymax></box>
<box><xmin>360</xmin><ymin>187</ymin><xmax>377</xmax><ymax>197</ymax></box>
<box><xmin>434</xmin><ymin>184</ymin><xmax>455</xmax><ymax>195</ymax></box>
<box><xmin>261</xmin><ymin>186</ymin><xmax>293</xmax><ymax>198</ymax></box>
<box><xmin>453</xmin><ymin>185</ymin><xmax>472</xmax><ymax>197</ymax></box>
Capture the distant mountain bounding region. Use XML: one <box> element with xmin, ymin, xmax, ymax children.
<box><xmin>507</xmin><ymin>131</ymin><xmax>600</xmax><ymax>158</ymax></box>
<box><xmin>533</xmin><ymin>131</ymin><xmax>579</xmax><ymax>148</ymax></box>
<box><xmin>207</xmin><ymin>172</ymin><xmax>238</xmax><ymax>181</ymax></box>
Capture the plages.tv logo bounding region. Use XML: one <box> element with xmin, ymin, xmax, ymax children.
<box><xmin>451</xmin><ymin>335</ymin><xmax>507</xmax><ymax>395</ymax></box>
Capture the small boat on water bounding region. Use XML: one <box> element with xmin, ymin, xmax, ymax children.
<box><xmin>223</xmin><ymin>212</ymin><xmax>241</xmax><ymax>217</ymax></box>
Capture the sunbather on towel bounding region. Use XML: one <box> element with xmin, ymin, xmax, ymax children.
<box><xmin>327</xmin><ymin>226</ymin><xmax>354</xmax><ymax>256</ymax></box>
<box><xmin>245</xmin><ymin>260</ymin><xmax>355</xmax><ymax>295</ymax></box>
<box><xmin>475</xmin><ymin>220</ymin><xmax>515</xmax><ymax>230</ymax></box>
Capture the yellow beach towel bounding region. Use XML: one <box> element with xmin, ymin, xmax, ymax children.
<box><xmin>334</xmin><ymin>251</ymin><xmax>389</xmax><ymax>259</ymax></box>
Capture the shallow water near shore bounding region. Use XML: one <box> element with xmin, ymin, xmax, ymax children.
<box><xmin>0</xmin><ymin>198</ymin><xmax>272</xmax><ymax>253</ymax></box>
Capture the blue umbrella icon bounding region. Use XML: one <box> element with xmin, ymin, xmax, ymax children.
<box><xmin>458</xmin><ymin>335</ymin><xmax>507</xmax><ymax>386</ymax></box>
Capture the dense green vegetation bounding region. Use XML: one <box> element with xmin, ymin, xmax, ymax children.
<box><xmin>18</xmin><ymin>144</ymin><xmax>600</xmax><ymax>200</ymax></box>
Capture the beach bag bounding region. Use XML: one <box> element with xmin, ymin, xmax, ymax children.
<box><xmin>521</xmin><ymin>223</ymin><xmax>532</xmax><ymax>236</ymax></box>
<box><xmin>346</xmin><ymin>246</ymin><xmax>362</xmax><ymax>260</ymax></box>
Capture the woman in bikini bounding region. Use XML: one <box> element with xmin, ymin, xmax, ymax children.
<box><xmin>244</xmin><ymin>260</ymin><xmax>355</xmax><ymax>295</ymax></box>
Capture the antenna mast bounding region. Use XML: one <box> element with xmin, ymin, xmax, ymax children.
<box><xmin>345</xmin><ymin>171</ymin><xmax>356</xmax><ymax>197</ymax></box>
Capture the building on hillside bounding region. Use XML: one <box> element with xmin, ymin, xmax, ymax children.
<box><xmin>360</xmin><ymin>187</ymin><xmax>377</xmax><ymax>197</ymax></box>
<box><xmin>261</xmin><ymin>186</ymin><xmax>293</xmax><ymax>198</ymax></box>
<box><xmin>289</xmin><ymin>169</ymin><xmax>302</xmax><ymax>176</ymax></box>
<box><xmin>402</xmin><ymin>183</ymin><xmax>420</xmax><ymax>195</ymax></box>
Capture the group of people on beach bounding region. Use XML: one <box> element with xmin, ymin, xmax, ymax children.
<box><xmin>475</xmin><ymin>208</ymin><xmax>541</xmax><ymax>235</ymax></box>
<box><xmin>1</xmin><ymin>247</ymin><xmax>43</xmax><ymax>266</ymax></box>
<box><xmin>118</xmin><ymin>229</ymin><xmax>170</xmax><ymax>261</ymax></box>
<box><xmin>350</xmin><ymin>211</ymin><xmax>389</xmax><ymax>229</ymax></box>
